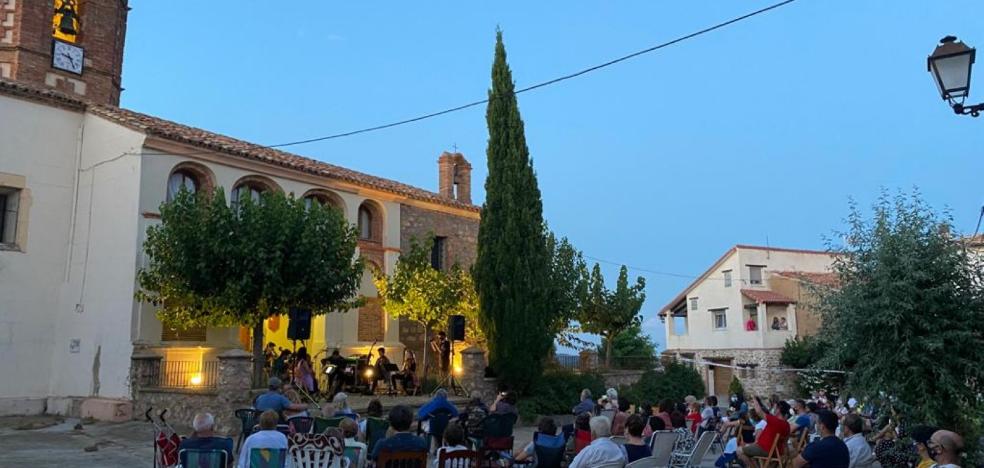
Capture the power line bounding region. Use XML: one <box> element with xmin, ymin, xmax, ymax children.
<box><xmin>142</xmin><ymin>0</ymin><xmax>799</xmax><ymax>157</ymax></box>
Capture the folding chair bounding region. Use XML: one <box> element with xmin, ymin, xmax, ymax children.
<box><xmin>785</xmin><ymin>430</ymin><xmax>809</xmax><ymax>466</ymax></box>
<box><xmin>376</xmin><ymin>450</ymin><xmax>428</xmax><ymax>468</ymax></box>
<box><xmin>478</xmin><ymin>413</ymin><xmax>518</xmax><ymax>466</ymax></box>
<box><xmin>626</xmin><ymin>456</ymin><xmax>660</xmax><ymax>468</ymax></box>
<box><xmin>610</xmin><ymin>436</ymin><xmax>628</xmax><ymax>445</ymax></box>
<box><xmin>179</xmin><ymin>448</ymin><xmax>228</xmax><ymax>468</ymax></box>
<box><xmin>595</xmin><ymin>463</ymin><xmax>626</xmax><ymax>468</ymax></box>
<box><xmin>288</xmin><ymin>416</ymin><xmax>315</xmax><ymax>434</ymax></box>
<box><xmin>235</xmin><ymin>409</ymin><xmax>262</xmax><ymax>451</ymax></box>
<box><xmin>364</xmin><ymin>417</ymin><xmax>390</xmax><ymax>455</ymax></box>
<box><xmin>289</xmin><ymin>446</ymin><xmax>350</xmax><ymax>468</ymax></box>
<box><xmin>752</xmin><ymin>436</ymin><xmax>785</xmax><ymax>468</ymax></box>
<box><xmin>314</xmin><ymin>417</ymin><xmax>346</xmax><ymax>433</ymax></box>
<box><xmin>713</xmin><ymin>424</ymin><xmax>736</xmax><ymax>454</ymax></box>
<box><xmin>419</xmin><ymin>409</ymin><xmax>453</xmax><ymax>454</ymax></box>
<box><xmin>648</xmin><ymin>431</ymin><xmax>680</xmax><ymax>467</ymax></box>
<box><xmin>342</xmin><ymin>446</ymin><xmax>364</xmax><ymax>468</ymax></box>
<box><xmin>249</xmin><ymin>447</ymin><xmax>287</xmax><ymax>468</ymax></box>
<box><xmin>437</xmin><ymin>449</ymin><xmax>479</xmax><ymax>467</ymax></box>
<box><xmin>669</xmin><ymin>430</ymin><xmax>715</xmax><ymax>468</ymax></box>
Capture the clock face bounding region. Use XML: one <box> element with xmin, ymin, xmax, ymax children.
<box><xmin>52</xmin><ymin>40</ymin><xmax>84</xmax><ymax>75</ymax></box>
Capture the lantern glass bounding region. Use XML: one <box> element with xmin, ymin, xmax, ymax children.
<box><xmin>931</xmin><ymin>51</ymin><xmax>974</xmax><ymax>100</ymax></box>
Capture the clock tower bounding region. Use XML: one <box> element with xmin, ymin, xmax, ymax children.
<box><xmin>0</xmin><ymin>0</ymin><xmax>128</xmax><ymax>106</ymax></box>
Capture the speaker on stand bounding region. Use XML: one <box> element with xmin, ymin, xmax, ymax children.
<box><xmin>436</xmin><ymin>315</ymin><xmax>467</xmax><ymax>396</ymax></box>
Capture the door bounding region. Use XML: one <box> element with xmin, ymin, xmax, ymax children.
<box><xmin>711</xmin><ymin>359</ymin><xmax>733</xmax><ymax>398</ymax></box>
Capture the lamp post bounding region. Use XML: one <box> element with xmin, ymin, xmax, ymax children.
<box><xmin>928</xmin><ymin>36</ymin><xmax>983</xmax><ymax>117</ymax></box>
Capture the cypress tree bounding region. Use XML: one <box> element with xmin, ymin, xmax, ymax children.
<box><xmin>473</xmin><ymin>30</ymin><xmax>553</xmax><ymax>391</ymax></box>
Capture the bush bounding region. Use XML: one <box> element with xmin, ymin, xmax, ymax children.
<box><xmin>517</xmin><ymin>369</ymin><xmax>606</xmax><ymax>422</ymax></box>
<box><xmin>620</xmin><ymin>361</ymin><xmax>705</xmax><ymax>405</ymax></box>
<box><xmin>728</xmin><ymin>376</ymin><xmax>745</xmax><ymax>398</ymax></box>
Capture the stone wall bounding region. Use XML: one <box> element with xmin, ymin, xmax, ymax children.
<box><xmin>130</xmin><ymin>349</ymin><xmax>253</xmax><ymax>435</ymax></box>
<box><xmin>599</xmin><ymin>370</ymin><xmax>646</xmax><ymax>390</ymax></box>
<box><xmin>689</xmin><ymin>348</ymin><xmax>794</xmax><ymax>397</ymax></box>
<box><xmin>459</xmin><ymin>346</ymin><xmax>497</xmax><ymax>400</ymax></box>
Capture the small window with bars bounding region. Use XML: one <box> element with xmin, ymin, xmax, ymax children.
<box><xmin>0</xmin><ymin>188</ymin><xmax>20</xmax><ymax>247</ymax></box>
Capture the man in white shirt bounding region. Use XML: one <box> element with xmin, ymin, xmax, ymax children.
<box><xmin>928</xmin><ymin>429</ymin><xmax>964</xmax><ymax>468</ymax></box>
<box><xmin>569</xmin><ymin>415</ymin><xmax>627</xmax><ymax>468</ymax></box>
<box><xmin>843</xmin><ymin>414</ymin><xmax>880</xmax><ymax>468</ymax></box>
<box><xmin>237</xmin><ymin>410</ymin><xmax>287</xmax><ymax>468</ymax></box>
<box><xmin>700</xmin><ymin>396</ymin><xmax>720</xmax><ymax>432</ymax></box>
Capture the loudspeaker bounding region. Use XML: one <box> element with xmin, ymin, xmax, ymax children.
<box><xmin>287</xmin><ymin>307</ymin><xmax>312</xmax><ymax>341</ymax></box>
<box><xmin>449</xmin><ymin>314</ymin><xmax>465</xmax><ymax>342</ymax></box>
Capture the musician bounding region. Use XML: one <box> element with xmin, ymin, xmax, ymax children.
<box><xmin>398</xmin><ymin>349</ymin><xmax>418</xmax><ymax>393</ymax></box>
<box><xmin>433</xmin><ymin>332</ymin><xmax>452</xmax><ymax>375</ymax></box>
<box><xmin>325</xmin><ymin>348</ymin><xmax>348</xmax><ymax>393</ymax></box>
<box><xmin>370</xmin><ymin>347</ymin><xmax>397</xmax><ymax>394</ymax></box>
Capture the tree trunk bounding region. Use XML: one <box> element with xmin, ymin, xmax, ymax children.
<box><xmin>420</xmin><ymin>324</ymin><xmax>429</xmax><ymax>386</ymax></box>
<box><xmin>252</xmin><ymin>322</ymin><xmax>265</xmax><ymax>388</ymax></box>
<box><xmin>605</xmin><ymin>334</ymin><xmax>613</xmax><ymax>369</ymax></box>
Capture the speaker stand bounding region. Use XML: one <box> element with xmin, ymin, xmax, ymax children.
<box><xmin>433</xmin><ymin>341</ymin><xmax>466</xmax><ymax>397</ymax></box>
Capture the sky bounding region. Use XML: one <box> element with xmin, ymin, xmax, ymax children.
<box><xmin>122</xmin><ymin>1</ymin><xmax>984</xmax><ymax>352</ymax></box>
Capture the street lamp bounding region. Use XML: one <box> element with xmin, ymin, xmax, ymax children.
<box><xmin>928</xmin><ymin>36</ymin><xmax>982</xmax><ymax>117</ymax></box>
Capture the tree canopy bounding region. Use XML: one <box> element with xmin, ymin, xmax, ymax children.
<box><xmin>137</xmin><ymin>189</ymin><xmax>364</xmax><ymax>381</ymax></box>
<box><xmin>579</xmin><ymin>264</ymin><xmax>647</xmax><ymax>367</ymax></box>
<box><xmin>816</xmin><ymin>191</ymin><xmax>984</xmax><ymax>435</ymax></box>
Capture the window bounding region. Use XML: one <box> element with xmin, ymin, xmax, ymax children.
<box><xmin>711</xmin><ymin>308</ymin><xmax>728</xmax><ymax>330</ymax></box>
<box><xmin>690</xmin><ymin>297</ymin><xmax>698</xmax><ymax>311</ymax></box>
<box><xmin>358</xmin><ymin>206</ymin><xmax>373</xmax><ymax>240</ymax></box>
<box><xmin>166</xmin><ymin>170</ymin><xmax>198</xmax><ymax>201</ymax></box>
<box><xmin>749</xmin><ymin>265</ymin><xmax>764</xmax><ymax>285</ymax></box>
<box><xmin>431</xmin><ymin>236</ymin><xmax>447</xmax><ymax>270</ymax></box>
<box><xmin>723</xmin><ymin>270</ymin><xmax>732</xmax><ymax>287</ymax></box>
<box><xmin>0</xmin><ymin>188</ymin><xmax>19</xmax><ymax>246</ymax></box>
<box><xmin>231</xmin><ymin>182</ymin><xmax>266</xmax><ymax>211</ymax></box>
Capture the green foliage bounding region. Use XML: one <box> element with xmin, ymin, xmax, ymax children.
<box><xmin>516</xmin><ymin>369</ymin><xmax>606</xmax><ymax>422</ymax></box>
<box><xmin>817</xmin><ymin>191</ymin><xmax>984</xmax><ymax>438</ymax></box>
<box><xmin>781</xmin><ymin>336</ymin><xmax>840</xmax><ymax>396</ymax></box>
<box><xmin>728</xmin><ymin>376</ymin><xmax>745</xmax><ymax>398</ymax></box>
<box><xmin>579</xmin><ymin>264</ymin><xmax>647</xmax><ymax>367</ymax></box>
<box><xmin>137</xmin><ymin>189</ymin><xmax>364</xmax><ymax>380</ymax></box>
<box><xmin>598</xmin><ymin>322</ymin><xmax>658</xmax><ymax>370</ymax></box>
<box><xmin>620</xmin><ymin>360</ymin><xmax>705</xmax><ymax>405</ymax></box>
<box><xmin>374</xmin><ymin>236</ymin><xmax>482</xmax><ymax>342</ymax></box>
<box><xmin>546</xmin><ymin>232</ymin><xmax>591</xmax><ymax>349</ymax></box>
<box><xmin>473</xmin><ymin>31</ymin><xmax>555</xmax><ymax>391</ymax></box>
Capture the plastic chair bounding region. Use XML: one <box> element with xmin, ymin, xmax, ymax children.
<box><xmin>532</xmin><ymin>433</ymin><xmax>566</xmax><ymax>468</ymax></box>
<box><xmin>289</xmin><ymin>446</ymin><xmax>351</xmax><ymax>468</ymax></box>
<box><xmin>315</xmin><ymin>417</ymin><xmax>346</xmax><ymax>433</ymax></box>
<box><xmin>343</xmin><ymin>446</ymin><xmax>364</xmax><ymax>468</ymax></box>
<box><xmin>249</xmin><ymin>447</ymin><xmax>287</xmax><ymax>468</ymax></box>
<box><xmin>649</xmin><ymin>431</ymin><xmax>680</xmax><ymax>467</ymax></box>
<box><xmin>610</xmin><ymin>436</ymin><xmax>628</xmax><ymax>445</ymax></box>
<box><xmin>595</xmin><ymin>462</ymin><xmax>626</xmax><ymax>468</ymax></box>
<box><xmin>364</xmin><ymin>417</ymin><xmax>390</xmax><ymax>454</ymax></box>
<box><xmin>376</xmin><ymin>450</ymin><xmax>428</xmax><ymax>468</ymax></box>
<box><xmin>437</xmin><ymin>448</ymin><xmax>479</xmax><ymax>467</ymax></box>
<box><xmin>625</xmin><ymin>456</ymin><xmax>660</xmax><ymax>468</ymax></box>
<box><xmin>235</xmin><ymin>409</ymin><xmax>262</xmax><ymax>450</ymax></box>
<box><xmin>289</xmin><ymin>416</ymin><xmax>315</xmax><ymax>434</ymax></box>
<box><xmin>478</xmin><ymin>413</ymin><xmax>518</xmax><ymax>464</ymax></box>
<box><xmin>179</xmin><ymin>448</ymin><xmax>228</xmax><ymax>468</ymax></box>
<box><xmin>670</xmin><ymin>430</ymin><xmax>716</xmax><ymax>468</ymax></box>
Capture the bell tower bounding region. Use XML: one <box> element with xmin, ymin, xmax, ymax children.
<box><xmin>0</xmin><ymin>0</ymin><xmax>129</xmax><ymax>106</ymax></box>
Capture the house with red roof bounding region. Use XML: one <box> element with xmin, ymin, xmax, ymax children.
<box><xmin>659</xmin><ymin>245</ymin><xmax>838</xmax><ymax>398</ymax></box>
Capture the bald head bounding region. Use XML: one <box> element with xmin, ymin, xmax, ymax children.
<box><xmin>932</xmin><ymin>430</ymin><xmax>964</xmax><ymax>454</ymax></box>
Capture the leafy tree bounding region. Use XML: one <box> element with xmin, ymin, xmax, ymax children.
<box><xmin>473</xmin><ymin>30</ymin><xmax>555</xmax><ymax>391</ymax></box>
<box><xmin>728</xmin><ymin>376</ymin><xmax>745</xmax><ymax>398</ymax></box>
<box><xmin>546</xmin><ymin>232</ymin><xmax>590</xmax><ymax>349</ymax></box>
<box><xmin>137</xmin><ymin>189</ymin><xmax>364</xmax><ymax>383</ymax></box>
<box><xmin>374</xmin><ymin>236</ymin><xmax>479</xmax><ymax>379</ymax></box>
<box><xmin>620</xmin><ymin>360</ymin><xmax>705</xmax><ymax>404</ymax></box>
<box><xmin>817</xmin><ymin>191</ymin><xmax>984</xmax><ymax>436</ymax></box>
<box><xmin>579</xmin><ymin>264</ymin><xmax>647</xmax><ymax>367</ymax></box>
<box><xmin>598</xmin><ymin>322</ymin><xmax>658</xmax><ymax>370</ymax></box>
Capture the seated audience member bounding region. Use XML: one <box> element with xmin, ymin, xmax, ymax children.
<box><xmin>490</xmin><ymin>390</ymin><xmax>519</xmax><ymax>416</ymax></box>
<box><xmin>611</xmin><ymin>397</ymin><xmax>631</xmax><ymax>436</ymax></box>
<box><xmin>371</xmin><ymin>405</ymin><xmax>429</xmax><ymax>460</ymax></box>
<box><xmin>569</xmin><ymin>416</ymin><xmax>628</xmax><ymax>468</ymax></box>
<box><xmin>656</xmin><ymin>399</ymin><xmax>674</xmax><ymax>429</ymax></box>
<box><xmin>686</xmin><ymin>402</ymin><xmax>702</xmax><ymax>434</ymax></box>
<box><xmin>237</xmin><ymin>410</ymin><xmax>287</xmax><ymax>468</ymax></box>
<box><xmin>573</xmin><ymin>412</ymin><xmax>593</xmax><ymax>454</ymax></box>
<box><xmin>793</xmin><ymin>410</ymin><xmax>848</xmax><ymax>468</ymax></box>
<box><xmin>700</xmin><ymin>396</ymin><xmax>721</xmax><ymax>434</ymax></box>
<box><xmin>514</xmin><ymin>417</ymin><xmax>562</xmax><ymax>465</ymax></box>
<box><xmin>910</xmin><ymin>425</ymin><xmax>940</xmax><ymax>468</ymax></box>
<box><xmin>572</xmin><ymin>389</ymin><xmax>595</xmax><ymax>416</ymax></box>
<box><xmin>789</xmin><ymin>399</ymin><xmax>813</xmax><ymax>434</ymax></box>
<box><xmin>623</xmin><ymin>414</ymin><xmax>653</xmax><ymax>463</ymax></box>
<box><xmin>254</xmin><ymin>377</ymin><xmax>308</xmax><ymax>416</ymax></box>
<box><xmin>843</xmin><ymin>414</ymin><xmax>878</xmax><ymax>468</ymax></box>
<box><xmin>333</xmin><ymin>392</ymin><xmax>359</xmax><ymax>419</ymax></box>
<box><xmin>462</xmin><ymin>392</ymin><xmax>489</xmax><ymax>440</ymax></box>
<box><xmin>671</xmin><ymin>411</ymin><xmax>696</xmax><ymax>453</ymax></box>
<box><xmin>340</xmin><ymin>418</ymin><xmax>368</xmax><ymax>468</ymax></box>
<box><xmin>433</xmin><ymin>422</ymin><xmax>470</xmax><ymax>467</ymax></box>
<box><xmin>418</xmin><ymin>388</ymin><xmax>460</xmax><ymax>421</ymax></box>
<box><xmin>359</xmin><ymin>398</ymin><xmax>384</xmax><ymax>438</ymax></box>
<box><xmin>737</xmin><ymin>397</ymin><xmax>790</xmax><ymax>467</ymax></box>
<box><xmin>928</xmin><ymin>430</ymin><xmax>964</xmax><ymax>468</ymax></box>
<box><xmin>871</xmin><ymin>419</ymin><xmax>908</xmax><ymax>468</ymax></box>
<box><xmin>179</xmin><ymin>413</ymin><xmax>234</xmax><ymax>468</ymax></box>
<box><xmin>642</xmin><ymin>410</ymin><xmax>666</xmax><ymax>438</ymax></box>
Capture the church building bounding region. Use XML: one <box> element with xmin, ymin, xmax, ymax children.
<box><xmin>0</xmin><ymin>0</ymin><xmax>480</xmax><ymax>415</ymax></box>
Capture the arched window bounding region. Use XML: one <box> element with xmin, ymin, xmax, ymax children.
<box><xmin>166</xmin><ymin>170</ymin><xmax>199</xmax><ymax>201</ymax></box>
<box><xmin>231</xmin><ymin>180</ymin><xmax>273</xmax><ymax>211</ymax></box>
<box><xmin>358</xmin><ymin>205</ymin><xmax>373</xmax><ymax>240</ymax></box>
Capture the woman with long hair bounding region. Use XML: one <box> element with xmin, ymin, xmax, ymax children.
<box><xmin>293</xmin><ymin>347</ymin><xmax>316</xmax><ymax>393</ymax></box>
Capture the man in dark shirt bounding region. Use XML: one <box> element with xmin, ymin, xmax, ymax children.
<box><xmin>436</xmin><ymin>332</ymin><xmax>452</xmax><ymax>375</ymax></box>
<box><xmin>178</xmin><ymin>413</ymin><xmax>234</xmax><ymax>467</ymax></box>
<box><xmin>326</xmin><ymin>348</ymin><xmax>349</xmax><ymax>393</ymax></box>
<box><xmin>794</xmin><ymin>410</ymin><xmax>849</xmax><ymax>468</ymax></box>
<box><xmin>370</xmin><ymin>405</ymin><xmax>429</xmax><ymax>460</ymax></box>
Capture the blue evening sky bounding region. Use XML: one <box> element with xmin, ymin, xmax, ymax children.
<box><xmin>123</xmin><ymin>1</ymin><xmax>984</xmax><ymax>351</ymax></box>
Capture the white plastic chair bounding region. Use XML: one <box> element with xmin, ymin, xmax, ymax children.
<box><xmin>649</xmin><ymin>431</ymin><xmax>680</xmax><ymax>467</ymax></box>
<box><xmin>596</xmin><ymin>462</ymin><xmax>626</xmax><ymax>468</ymax></box>
<box><xmin>289</xmin><ymin>446</ymin><xmax>351</xmax><ymax>468</ymax></box>
<box><xmin>626</xmin><ymin>456</ymin><xmax>660</xmax><ymax>468</ymax></box>
<box><xmin>669</xmin><ymin>430</ymin><xmax>715</xmax><ymax>468</ymax></box>
<box><xmin>610</xmin><ymin>436</ymin><xmax>629</xmax><ymax>445</ymax></box>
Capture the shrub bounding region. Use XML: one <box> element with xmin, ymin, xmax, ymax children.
<box><xmin>620</xmin><ymin>361</ymin><xmax>705</xmax><ymax>405</ymax></box>
<box><xmin>728</xmin><ymin>376</ymin><xmax>745</xmax><ymax>398</ymax></box>
<box><xmin>517</xmin><ymin>369</ymin><xmax>606</xmax><ymax>422</ymax></box>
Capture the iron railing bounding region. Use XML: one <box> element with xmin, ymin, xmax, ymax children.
<box><xmin>155</xmin><ymin>360</ymin><xmax>219</xmax><ymax>390</ymax></box>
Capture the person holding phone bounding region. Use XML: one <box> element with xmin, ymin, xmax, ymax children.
<box><xmin>737</xmin><ymin>395</ymin><xmax>791</xmax><ymax>466</ymax></box>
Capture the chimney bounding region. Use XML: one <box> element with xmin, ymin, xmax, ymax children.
<box><xmin>438</xmin><ymin>152</ymin><xmax>472</xmax><ymax>204</ymax></box>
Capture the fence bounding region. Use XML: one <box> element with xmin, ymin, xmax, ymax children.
<box><xmin>555</xmin><ymin>354</ymin><xmax>581</xmax><ymax>370</ymax></box>
<box><xmin>155</xmin><ymin>360</ymin><xmax>220</xmax><ymax>390</ymax></box>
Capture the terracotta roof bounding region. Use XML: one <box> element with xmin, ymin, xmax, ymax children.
<box><xmin>771</xmin><ymin>271</ymin><xmax>840</xmax><ymax>288</ymax></box>
<box><xmin>0</xmin><ymin>79</ymin><xmax>479</xmax><ymax>213</ymax></box>
<box><xmin>740</xmin><ymin>289</ymin><xmax>795</xmax><ymax>304</ymax></box>
<box><xmin>964</xmin><ymin>234</ymin><xmax>984</xmax><ymax>247</ymax></box>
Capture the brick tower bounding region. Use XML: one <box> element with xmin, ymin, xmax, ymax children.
<box><xmin>0</xmin><ymin>0</ymin><xmax>128</xmax><ymax>106</ymax></box>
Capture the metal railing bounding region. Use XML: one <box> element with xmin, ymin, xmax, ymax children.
<box><xmin>555</xmin><ymin>354</ymin><xmax>581</xmax><ymax>370</ymax></box>
<box><xmin>155</xmin><ymin>360</ymin><xmax>219</xmax><ymax>390</ymax></box>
